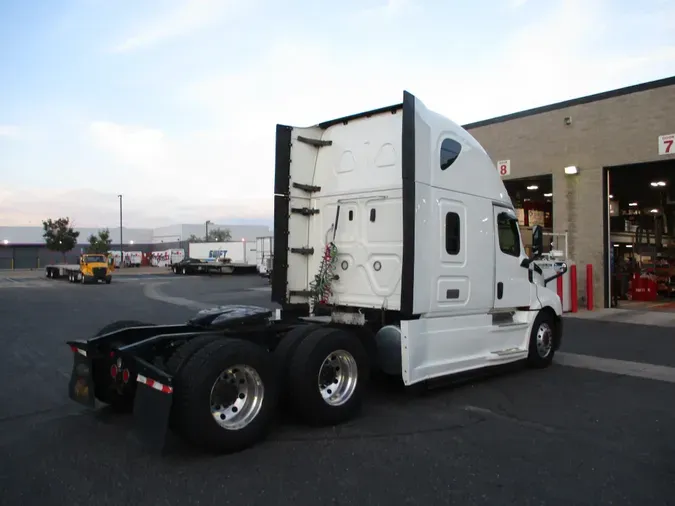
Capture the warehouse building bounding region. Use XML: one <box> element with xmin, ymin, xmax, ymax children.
<box><xmin>465</xmin><ymin>75</ymin><xmax>675</xmax><ymax>310</ymax></box>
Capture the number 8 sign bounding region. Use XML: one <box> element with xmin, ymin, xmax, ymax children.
<box><xmin>497</xmin><ymin>160</ymin><xmax>511</xmax><ymax>177</ymax></box>
<box><xmin>658</xmin><ymin>134</ymin><xmax>675</xmax><ymax>156</ymax></box>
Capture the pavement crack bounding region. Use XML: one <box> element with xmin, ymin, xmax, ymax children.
<box><xmin>462</xmin><ymin>405</ymin><xmax>558</xmax><ymax>434</ymax></box>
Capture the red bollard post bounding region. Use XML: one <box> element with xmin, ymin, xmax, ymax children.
<box><xmin>570</xmin><ymin>264</ymin><xmax>578</xmax><ymax>313</ymax></box>
<box><xmin>556</xmin><ymin>275</ymin><xmax>564</xmax><ymax>308</ymax></box>
<box><xmin>586</xmin><ymin>264</ymin><xmax>593</xmax><ymax>310</ymax></box>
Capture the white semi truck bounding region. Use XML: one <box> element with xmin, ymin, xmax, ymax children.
<box><xmin>66</xmin><ymin>91</ymin><xmax>566</xmax><ymax>455</ymax></box>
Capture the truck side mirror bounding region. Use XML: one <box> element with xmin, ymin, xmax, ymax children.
<box><xmin>531</xmin><ymin>225</ymin><xmax>543</xmax><ymax>259</ymax></box>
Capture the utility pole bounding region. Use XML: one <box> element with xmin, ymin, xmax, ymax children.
<box><xmin>118</xmin><ymin>194</ymin><xmax>123</xmax><ymax>268</ymax></box>
<box><xmin>205</xmin><ymin>220</ymin><xmax>212</xmax><ymax>241</ymax></box>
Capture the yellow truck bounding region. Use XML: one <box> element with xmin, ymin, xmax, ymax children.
<box><xmin>45</xmin><ymin>253</ymin><xmax>115</xmax><ymax>284</ymax></box>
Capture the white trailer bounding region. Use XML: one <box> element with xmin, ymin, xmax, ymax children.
<box><xmin>185</xmin><ymin>241</ymin><xmax>257</xmax><ymax>273</ymax></box>
<box><xmin>66</xmin><ymin>91</ymin><xmax>566</xmax><ymax>456</ymax></box>
<box><xmin>109</xmin><ymin>250</ymin><xmax>143</xmax><ymax>268</ymax></box>
<box><xmin>151</xmin><ymin>249</ymin><xmax>185</xmax><ymax>267</ymax></box>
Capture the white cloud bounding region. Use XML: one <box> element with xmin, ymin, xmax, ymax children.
<box><xmin>509</xmin><ymin>0</ymin><xmax>529</xmax><ymax>8</ymax></box>
<box><xmin>110</xmin><ymin>0</ymin><xmax>244</xmax><ymax>53</ymax></box>
<box><xmin>86</xmin><ymin>120</ymin><xmax>274</xmax><ymax>216</ymax></box>
<box><xmin>352</xmin><ymin>0</ymin><xmax>420</xmax><ymax>23</ymax></box>
<box><xmin>0</xmin><ymin>125</ymin><xmax>21</xmax><ymax>139</ymax></box>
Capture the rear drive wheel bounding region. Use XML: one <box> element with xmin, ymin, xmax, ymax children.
<box><xmin>163</xmin><ymin>334</ymin><xmax>222</xmax><ymax>374</ymax></box>
<box><xmin>172</xmin><ymin>338</ymin><xmax>278</xmax><ymax>453</ymax></box>
<box><xmin>526</xmin><ymin>310</ymin><xmax>556</xmax><ymax>369</ymax></box>
<box><xmin>273</xmin><ymin>324</ymin><xmax>322</xmax><ymax>406</ymax></box>
<box><xmin>91</xmin><ymin>320</ymin><xmax>153</xmax><ymax>411</ymax></box>
<box><xmin>288</xmin><ymin>327</ymin><xmax>369</xmax><ymax>426</ymax></box>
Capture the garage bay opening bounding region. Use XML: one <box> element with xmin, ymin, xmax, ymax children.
<box><xmin>605</xmin><ymin>160</ymin><xmax>675</xmax><ymax>311</ymax></box>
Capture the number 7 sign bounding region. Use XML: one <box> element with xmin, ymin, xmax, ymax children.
<box><xmin>658</xmin><ymin>134</ymin><xmax>675</xmax><ymax>155</ymax></box>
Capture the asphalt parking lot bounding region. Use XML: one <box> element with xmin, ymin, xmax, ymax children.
<box><xmin>1</xmin><ymin>273</ymin><xmax>674</xmax><ymax>506</ymax></box>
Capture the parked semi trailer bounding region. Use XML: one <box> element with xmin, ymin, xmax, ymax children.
<box><xmin>186</xmin><ymin>241</ymin><xmax>258</xmax><ymax>274</ymax></box>
<box><xmin>171</xmin><ymin>257</ymin><xmax>237</xmax><ymax>275</ymax></box>
<box><xmin>66</xmin><ymin>91</ymin><xmax>567</xmax><ymax>454</ymax></box>
<box><xmin>46</xmin><ymin>253</ymin><xmax>115</xmax><ymax>284</ymax></box>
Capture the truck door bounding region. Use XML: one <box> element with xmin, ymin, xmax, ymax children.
<box><xmin>492</xmin><ymin>206</ymin><xmax>531</xmax><ymax>309</ymax></box>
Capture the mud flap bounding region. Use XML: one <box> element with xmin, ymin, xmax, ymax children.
<box><xmin>131</xmin><ymin>360</ymin><xmax>174</xmax><ymax>454</ymax></box>
<box><xmin>68</xmin><ymin>350</ymin><xmax>96</xmax><ymax>408</ymax></box>
<box><xmin>132</xmin><ymin>383</ymin><xmax>172</xmax><ymax>453</ymax></box>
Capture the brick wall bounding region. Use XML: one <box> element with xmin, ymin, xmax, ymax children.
<box><xmin>466</xmin><ymin>84</ymin><xmax>675</xmax><ymax>308</ymax></box>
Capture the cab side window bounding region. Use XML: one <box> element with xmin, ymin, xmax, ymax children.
<box><xmin>497</xmin><ymin>212</ymin><xmax>521</xmax><ymax>257</ymax></box>
<box><xmin>445</xmin><ymin>212</ymin><xmax>460</xmax><ymax>255</ymax></box>
<box><xmin>440</xmin><ymin>138</ymin><xmax>462</xmax><ymax>170</ymax></box>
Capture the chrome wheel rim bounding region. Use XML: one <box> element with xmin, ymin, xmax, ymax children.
<box><xmin>536</xmin><ymin>322</ymin><xmax>553</xmax><ymax>358</ymax></box>
<box><xmin>209</xmin><ymin>365</ymin><xmax>264</xmax><ymax>431</ymax></box>
<box><xmin>317</xmin><ymin>350</ymin><xmax>358</xmax><ymax>406</ymax></box>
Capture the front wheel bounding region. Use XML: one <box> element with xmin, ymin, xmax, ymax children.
<box><xmin>526</xmin><ymin>311</ymin><xmax>557</xmax><ymax>369</ymax></box>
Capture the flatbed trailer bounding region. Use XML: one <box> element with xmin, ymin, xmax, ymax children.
<box><xmin>171</xmin><ymin>260</ymin><xmax>257</xmax><ymax>275</ymax></box>
<box><xmin>65</xmin><ymin>91</ymin><xmax>567</xmax><ymax>455</ymax></box>
<box><xmin>45</xmin><ymin>263</ymin><xmax>112</xmax><ymax>284</ymax></box>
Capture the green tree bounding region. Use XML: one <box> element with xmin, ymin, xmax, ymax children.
<box><xmin>187</xmin><ymin>234</ymin><xmax>204</xmax><ymax>243</ymax></box>
<box><xmin>87</xmin><ymin>228</ymin><xmax>113</xmax><ymax>254</ymax></box>
<box><xmin>208</xmin><ymin>228</ymin><xmax>232</xmax><ymax>242</ymax></box>
<box><xmin>42</xmin><ymin>217</ymin><xmax>80</xmax><ymax>261</ymax></box>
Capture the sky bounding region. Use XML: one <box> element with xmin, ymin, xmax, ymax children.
<box><xmin>1</xmin><ymin>0</ymin><xmax>674</xmax><ymax>229</ymax></box>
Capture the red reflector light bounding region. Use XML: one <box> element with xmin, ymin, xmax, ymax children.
<box><xmin>122</xmin><ymin>369</ymin><xmax>130</xmax><ymax>383</ymax></box>
<box><xmin>110</xmin><ymin>365</ymin><xmax>118</xmax><ymax>378</ymax></box>
<box><xmin>70</xmin><ymin>346</ymin><xmax>78</xmax><ymax>353</ymax></box>
<box><xmin>110</xmin><ymin>351</ymin><xmax>115</xmax><ymax>358</ymax></box>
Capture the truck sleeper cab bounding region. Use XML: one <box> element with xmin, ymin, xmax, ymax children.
<box><xmin>273</xmin><ymin>91</ymin><xmax>565</xmax><ymax>386</ymax></box>
<box><xmin>65</xmin><ymin>91</ymin><xmax>565</xmax><ymax>456</ymax></box>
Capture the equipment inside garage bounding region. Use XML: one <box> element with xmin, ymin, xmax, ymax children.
<box><xmin>503</xmin><ymin>175</ymin><xmax>555</xmax><ymax>255</ymax></box>
<box><xmin>607</xmin><ymin>160</ymin><xmax>675</xmax><ymax>309</ymax></box>
<box><xmin>503</xmin><ymin>175</ymin><xmax>573</xmax><ymax>313</ymax></box>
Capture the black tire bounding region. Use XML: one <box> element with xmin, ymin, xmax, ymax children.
<box><xmin>172</xmin><ymin>338</ymin><xmax>278</xmax><ymax>454</ymax></box>
<box><xmin>272</xmin><ymin>324</ymin><xmax>322</xmax><ymax>406</ymax></box>
<box><xmin>288</xmin><ymin>327</ymin><xmax>370</xmax><ymax>426</ymax></box>
<box><xmin>164</xmin><ymin>334</ymin><xmax>222</xmax><ymax>374</ymax></box>
<box><xmin>526</xmin><ymin>310</ymin><xmax>557</xmax><ymax>369</ymax></box>
<box><xmin>105</xmin><ymin>277</ymin><xmax>112</xmax><ymax>284</ymax></box>
<box><xmin>92</xmin><ymin>320</ymin><xmax>153</xmax><ymax>411</ymax></box>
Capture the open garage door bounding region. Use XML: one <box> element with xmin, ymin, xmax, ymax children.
<box><xmin>502</xmin><ymin>175</ymin><xmax>554</xmax><ymax>255</ymax></box>
<box><xmin>604</xmin><ymin>160</ymin><xmax>675</xmax><ymax>312</ymax></box>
